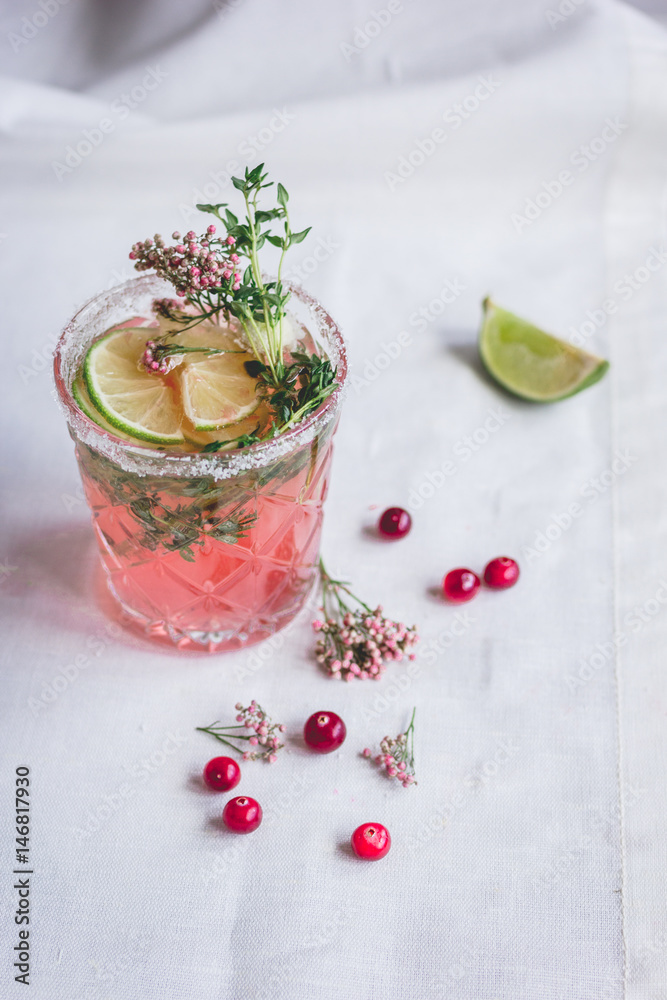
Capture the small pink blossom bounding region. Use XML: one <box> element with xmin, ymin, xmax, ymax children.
<box><xmin>130</xmin><ymin>226</ymin><xmax>243</xmax><ymax>300</ymax></box>
<box><xmin>363</xmin><ymin>708</ymin><xmax>418</xmax><ymax>788</ymax></box>
<box><xmin>197</xmin><ymin>701</ymin><xmax>287</xmax><ymax>764</ymax></box>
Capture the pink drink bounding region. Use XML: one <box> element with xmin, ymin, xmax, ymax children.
<box><xmin>54</xmin><ymin>276</ymin><xmax>347</xmax><ymax>652</ymax></box>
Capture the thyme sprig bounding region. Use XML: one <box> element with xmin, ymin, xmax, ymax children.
<box><xmin>77</xmin><ymin>443</ymin><xmax>258</xmax><ymax>562</ymax></box>
<box><xmin>129</xmin><ymin>164</ymin><xmax>337</xmax><ymax>442</ymax></box>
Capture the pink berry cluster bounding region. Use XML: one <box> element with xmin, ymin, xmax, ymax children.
<box><xmin>235</xmin><ymin>701</ymin><xmax>286</xmax><ymax>763</ymax></box>
<box><xmin>313</xmin><ymin>608</ymin><xmax>418</xmax><ymax>682</ymax></box>
<box><xmin>362</xmin><ymin>708</ymin><xmax>417</xmax><ymax>788</ymax></box>
<box><xmin>129</xmin><ymin>227</ymin><xmax>241</xmax><ymax>298</ymax></box>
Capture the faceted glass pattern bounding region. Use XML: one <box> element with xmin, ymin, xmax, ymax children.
<box><xmin>75</xmin><ymin>428</ymin><xmax>335</xmax><ymax>652</ymax></box>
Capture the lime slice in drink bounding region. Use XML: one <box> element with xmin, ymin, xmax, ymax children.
<box><xmin>81</xmin><ymin>322</ymin><xmax>262</xmax><ymax>443</ymax></box>
<box><xmin>180</xmin><ymin>336</ymin><xmax>259</xmax><ymax>431</ymax></box>
<box><xmin>72</xmin><ymin>372</ymin><xmax>104</xmax><ymax>423</ymax></box>
<box><xmin>72</xmin><ymin>373</ymin><xmax>135</xmax><ymax>441</ymax></box>
<box><xmin>83</xmin><ymin>327</ymin><xmax>185</xmax><ymax>444</ymax></box>
<box><xmin>479</xmin><ymin>298</ymin><xmax>609</xmax><ymax>402</ymax></box>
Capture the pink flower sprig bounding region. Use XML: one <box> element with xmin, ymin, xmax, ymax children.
<box><xmin>141</xmin><ymin>339</ymin><xmax>169</xmax><ymax>374</ymax></box>
<box><xmin>152</xmin><ymin>297</ymin><xmax>184</xmax><ymax>321</ymax></box>
<box><xmin>313</xmin><ymin>559</ymin><xmax>419</xmax><ymax>681</ymax></box>
<box><xmin>139</xmin><ymin>338</ymin><xmax>243</xmax><ymax>375</ymax></box>
<box><xmin>129</xmin><ymin>226</ymin><xmax>240</xmax><ymax>301</ymax></box>
<box><xmin>362</xmin><ymin>707</ymin><xmax>418</xmax><ymax>788</ymax></box>
<box><xmin>196</xmin><ymin>700</ymin><xmax>286</xmax><ymax>763</ymax></box>
<box><xmin>127</xmin><ymin>167</ymin><xmax>314</xmax><ymax>385</ymax></box>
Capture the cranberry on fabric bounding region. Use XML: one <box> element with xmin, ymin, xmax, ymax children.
<box><xmin>351</xmin><ymin>822</ymin><xmax>391</xmax><ymax>861</ymax></box>
<box><xmin>442</xmin><ymin>568</ymin><xmax>480</xmax><ymax>603</ymax></box>
<box><xmin>303</xmin><ymin>711</ymin><xmax>347</xmax><ymax>753</ymax></box>
<box><xmin>203</xmin><ymin>756</ymin><xmax>241</xmax><ymax>792</ymax></box>
<box><xmin>222</xmin><ymin>796</ymin><xmax>262</xmax><ymax>834</ymax></box>
<box><xmin>483</xmin><ymin>556</ymin><xmax>520</xmax><ymax>590</ymax></box>
<box><xmin>378</xmin><ymin>507</ymin><xmax>412</xmax><ymax>539</ymax></box>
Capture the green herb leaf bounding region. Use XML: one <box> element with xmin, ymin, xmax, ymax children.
<box><xmin>290</xmin><ymin>227</ymin><xmax>311</xmax><ymax>245</ymax></box>
<box><xmin>196</xmin><ymin>202</ymin><xmax>227</xmax><ymax>214</ymax></box>
<box><xmin>276</xmin><ymin>183</ymin><xmax>289</xmax><ymax>208</ymax></box>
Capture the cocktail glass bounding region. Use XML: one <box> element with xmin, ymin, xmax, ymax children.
<box><xmin>53</xmin><ymin>275</ymin><xmax>347</xmax><ymax>652</ymax></box>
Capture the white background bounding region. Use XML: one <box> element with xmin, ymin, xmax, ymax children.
<box><xmin>1</xmin><ymin>1</ymin><xmax>667</xmax><ymax>997</ymax></box>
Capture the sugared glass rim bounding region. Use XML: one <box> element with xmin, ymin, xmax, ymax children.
<box><xmin>53</xmin><ymin>274</ymin><xmax>348</xmax><ymax>479</ymax></box>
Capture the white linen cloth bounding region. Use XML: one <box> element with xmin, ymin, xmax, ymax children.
<box><xmin>1</xmin><ymin>1</ymin><xmax>666</xmax><ymax>996</ymax></box>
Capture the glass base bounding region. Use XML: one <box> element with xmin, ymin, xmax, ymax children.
<box><xmin>104</xmin><ymin>572</ymin><xmax>315</xmax><ymax>653</ymax></box>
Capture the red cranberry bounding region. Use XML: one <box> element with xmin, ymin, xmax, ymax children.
<box><xmin>484</xmin><ymin>556</ymin><xmax>520</xmax><ymax>589</ymax></box>
<box><xmin>442</xmin><ymin>568</ymin><xmax>480</xmax><ymax>603</ymax></box>
<box><xmin>222</xmin><ymin>795</ymin><xmax>262</xmax><ymax>834</ymax></box>
<box><xmin>303</xmin><ymin>711</ymin><xmax>347</xmax><ymax>753</ymax></box>
<box><xmin>351</xmin><ymin>822</ymin><xmax>391</xmax><ymax>861</ymax></box>
<box><xmin>203</xmin><ymin>756</ymin><xmax>241</xmax><ymax>792</ymax></box>
<box><xmin>378</xmin><ymin>507</ymin><xmax>412</xmax><ymax>539</ymax></box>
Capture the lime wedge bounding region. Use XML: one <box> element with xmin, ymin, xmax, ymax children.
<box><xmin>83</xmin><ymin>327</ymin><xmax>185</xmax><ymax>444</ymax></box>
<box><xmin>479</xmin><ymin>298</ymin><xmax>609</xmax><ymax>402</ymax></box>
<box><xmin>180</xmin><ymin>334</ymin><xmax>259</xmax><ymax>431</ymax></box>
